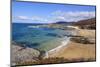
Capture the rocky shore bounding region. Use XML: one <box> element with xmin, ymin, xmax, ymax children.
<box><xmin>11</xmin><ymin>44</ymin><xmax>40</xmax><ymax>65</ymax></box>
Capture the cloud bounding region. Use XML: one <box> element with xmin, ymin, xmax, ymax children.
<box><xmin>55</xmin><ymin>16</ymin><xmax>66</xmax><ymax>20</ymax></box>
<box><xmin>16</xmin><ymin>16</ymin><xmax>30</xmax><ymax>20</ymax></box>
<box><xmin>13</xmin><ymin>10</ymin><xmax>95</xmax><ymax>23</ymax></box>
<box><xmin>13</xmin><ymin>16</ymin><xmax>48</xmax><ymax>23</ymax></box>
<box><xmin>31</xmin><ymin>16</ymin><xmax>48</xmax><ymax>22</ymax></box>
<box><xmin>51</xmin><ymin>10</ymin><xmax>95</xmax><ymax>22</ymax></box>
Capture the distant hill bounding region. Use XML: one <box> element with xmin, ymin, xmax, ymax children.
<box><xmin>54</xmin><ymin>21</ymin><xmax>74</xmax><ymax>25</ymax></box>
<box><xmin>73</xmin><ymin>18</ymin><xmax>96</xmax><ymax>26</ymax></box>
<box><xmin>73</xmin><ymin>18</ymin><xmax>96</xmax><ymax>29</ymax></box>
<box><xmin>54</xmin><ymin>18</ymin><xmax>96</xmax><ymax>25</ymax></box>
<box><xmin>53</xmin><ymin>18</ymin><xmax>96</xmax><ymax>29</ymax></box>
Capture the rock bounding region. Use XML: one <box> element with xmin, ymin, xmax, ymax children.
<box><xmin>11</xmin><ymin>45</ymin><xmax>40</xmax><ymax>65</ymax></box>
<box><xmin>70</xmin><ymin>37</ymin><xmax>95</xmax><ymax>44</ymax></box>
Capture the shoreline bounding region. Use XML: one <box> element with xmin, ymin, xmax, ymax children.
<box><xmin>46</xmin><ymin>37</ymin><xmax>71</xmax><ymax>58</ymax></box>
<box><xmin>12</xmin><ymin>28</ymin><xmax>96</xmax><ymax>65</ymax></box>
<box><xmin>46</xmin><ymin>29</ymin><xmax>78</xmax><ymax>57</ymax></box>
<box><xmin>44</xmin><ymin>30</ymin><xmax>77</xmax><ymax>58</ymax></box>
<box><xmin>48</xmin><ymin>29</ymin><xmax>96</xmax><ymax>60</ymax></box>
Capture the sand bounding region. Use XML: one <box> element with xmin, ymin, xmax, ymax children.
<box><xmin>49</xmin><ymin>29</ymin><xmax>96</xmax><ymax>60</ymax></box>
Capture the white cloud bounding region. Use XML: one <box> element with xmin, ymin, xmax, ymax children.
<box><xmin>51</xmin><ymin>10</ymin><xmax>95</xmax><ymax>22</ymax></box>
<box><xmin>31</xmin><ymin>16</ymin><xmax>48</xmax><ymax>22</ymax></box>
<box><xmin>56</xmin><ymin>16</ymin><xmax>66</xmax><ymax>20</ymax></box>
<box><xmin>16</xmin><ymin>16</ymin><xmax>30</xmax><ymax>20</ymax></box>
<box><xmin>13</xmin><ymin>16</ymin><xmax>48</xmax><ymax>23</ymax></box>
<box><xmin>13</xmin><ymin>11</ymin><xmax>95</xmax><ymax>23</ymax></box>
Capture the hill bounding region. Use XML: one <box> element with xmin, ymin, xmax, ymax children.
<box><xmin>73</xmin><ymin>18</ymin><xmax>96</xmax><ymax>29</ymax></box>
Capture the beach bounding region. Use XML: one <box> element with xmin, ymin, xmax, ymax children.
<box><xmin>11</xmin><ymin>22</ymin><xmax>96</xmax><ymax>65</ymax></box>
<box><xmin>47</xmin><ymin>37</ymin><xmax>71</xmax><ymax>56</ymax></box>
<box><xmin>49</xmin><ymin>29</ymin><xmax>96</xmax><ymax>60</ymax></box>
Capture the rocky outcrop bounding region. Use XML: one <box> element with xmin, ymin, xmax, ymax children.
<box><xmin>70</xmin><ymin>36</ymin><xmax>95</xmax><ymax>44</ymax></box>
<box><xmin>11</xmin><ymin>44</ymin><xmax>40</xmax><ymax>66</ymax></box>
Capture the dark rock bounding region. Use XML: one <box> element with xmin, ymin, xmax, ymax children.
<box><xmin>70</xmin><ymin>37</ymin><xmax>95</xmax><ymax>44</ymax></box>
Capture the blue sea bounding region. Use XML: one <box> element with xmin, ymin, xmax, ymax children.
<box><xmin>12</xmin><ymin>23</ymin><xmax>74</xmax><ymax>51</ymax></box>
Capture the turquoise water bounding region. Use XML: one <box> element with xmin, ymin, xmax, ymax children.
<box><xmin>12</xmin><ymin>23</ymin><xmax>74</xmax><ymax>51</ymax></box>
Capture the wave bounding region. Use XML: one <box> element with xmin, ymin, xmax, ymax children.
<box><xmin>28</xmin><ymin>25</ymin><xmax>40</xmax><ymax>28</ymax></box>
<box><xmin>45</xmin><ymin>36</ymin><xmax>70</xmax><ymax>58</ymax></box>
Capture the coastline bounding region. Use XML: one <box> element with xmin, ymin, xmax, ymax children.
<box><xmin>46</xmin><ymin>37</ymin><xmax>71</xmax><ymax>58</ymax></box>
<box><xmin>46</xmin><ymin>29</ymin><xmax>77</xmax><ymax>58</ymax></box>
<box><xmin>12</xmin><ymin>28</ymin><xmax>96</xmax><ymax>65</ymax></box>
<box><xmin>48</xmin><ymin>29</ymin><xmax>96</xmax><ymax>60</ymax></box>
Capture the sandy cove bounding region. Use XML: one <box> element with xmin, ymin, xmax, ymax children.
<box><xmin>49</xmin><ymin>29</ymin><xmax>96</xmax><ymax>60</ymax></box>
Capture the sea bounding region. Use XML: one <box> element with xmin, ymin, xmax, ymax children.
<box><xmin>12</xmin><ymin>23</ymin><xmax>75</xmax><ymax>51</ymax></box>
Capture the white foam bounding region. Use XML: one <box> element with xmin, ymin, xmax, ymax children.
<box><xmin>28</xmin><ymin>26</ymin><xmax>40</xmax><ymax>28</ymax></box>
<box><xmin>46</xmin><ymin>37</ymin><xmax>70</xmax><ymax>57</ymax></box>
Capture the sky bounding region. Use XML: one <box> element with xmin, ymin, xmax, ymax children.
<box><xmin>12</xmin><ymin>1</ymin><xmax>96</xmax><ymax>23</ymax></box>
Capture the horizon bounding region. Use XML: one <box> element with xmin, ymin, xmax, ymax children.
<box><xmin>12</xmin><ymin>1</ymin><xmax>96</xmax><ymax>23</ymax></box>
<box><xmin>12</xmin><ymin>17</ymin><xmax>95</xmax><ymax>24</ymax></box>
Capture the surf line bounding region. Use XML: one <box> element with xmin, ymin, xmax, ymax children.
<box><xmin>44</xmin><ymin>36</ymin><xmax>71</xmax><ymax>58</ymax></box>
